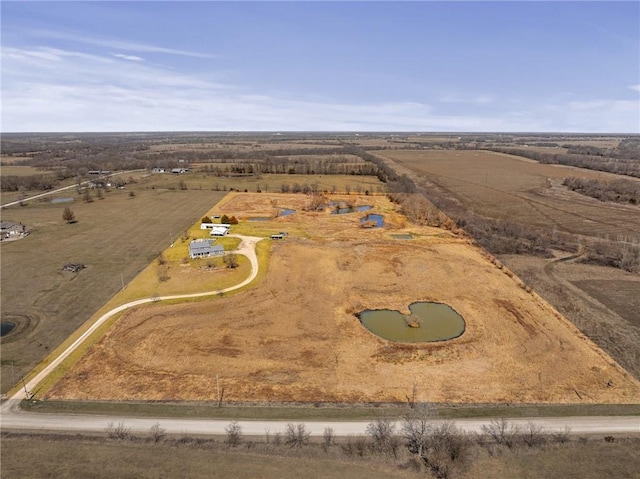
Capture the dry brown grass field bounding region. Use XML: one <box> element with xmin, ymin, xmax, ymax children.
<box><xmin>0</xmin><ymin>186</ymin><xmax>227</xmax><ymax>393</ymax></box>
<box><xmin>377</xmin><ymin>149</ymin><xmax>640</xmax><ymax>380</ymax></box>
<box><xmin>378</xmin><ymin>149</ymin><xmax>640</xmax><ymax>240</ymax></box>
<box><xmin>0</xmin><ymin>165</ymin><xmax>49</xmax><ymax>176</ymax></box>
<box><xmin>45</xmin><ymin>193</ymin><xmax>639</xmax><ymax>404</ymax></box>
<box><xmin>2</xmin><ymin>432</ymin><xmax>639</xmax><ymax>479</ymax></box>
<box><xmin>142</xmin><ymin>171</ymin><xmax>385</xmax><ymax>194</ymax></box>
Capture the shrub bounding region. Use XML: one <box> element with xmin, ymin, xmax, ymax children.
<box><xmin>284</xmin><ymin>423</ymin><xmax>310</xmax><ymax>447</ymax></box>
<box><xmin>225</xmin><ymin>421</ymin><xmax>242</xmax><ymax>447</ymax></box>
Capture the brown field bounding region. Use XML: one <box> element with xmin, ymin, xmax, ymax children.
<box><xmin>379</xmin><ymin>149</ymin><xmax>640</xmax><ymax>240</ymax></box>
<box><xmin>572</xmin><ymin>280</ymin><xmax>640</xmax><ymax>328</ymax></box>
<box><xmin>0</xmin><ymin>186</ymin><xmax>227</xmax><ymax>393</ymax></box>
<box><xmin>141</xmin><ymin>172</ymin><xmax>385</xmax><ymax>195</ymax></box>
<box><xmin>0</xmin><ymin>165</ymin><xmax>49</xmax><ymax>176</ymax></box>
<box><xmin>45</xmin><ymin>193</ymin><xmax>639</xmax><ymax>404</ymax></box>
<box><xmin>500</xmin><ymin>254</ymin><xmax>640</xmax><ymax>379</ymax></box>
<box><xmin>2</xmin><ymin>432</ymin><xmax>639</xmax><ymax>479</ymax></box>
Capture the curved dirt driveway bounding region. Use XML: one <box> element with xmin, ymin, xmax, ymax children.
<box><xmin>2</xmin><ymin>234</ymin><xmax>263</xmax><ymax>404</ymax></box>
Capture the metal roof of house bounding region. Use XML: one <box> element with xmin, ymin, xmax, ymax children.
<box><xmin>189</xmin><ymin>240</ymin><xmax>224</xmax><ymax>253</ymax></box>
<box><xmin>0</xmin><ymin>221</ymin><xmax>20</xmax><ymax>229</ymax></box>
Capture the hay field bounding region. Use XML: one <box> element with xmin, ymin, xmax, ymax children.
<box><xmin>141</xmin><ymin>172</ymin><xmax>385</xmax><ymax>196</ymax></box>
<box><xmin>45</xmin><ymin>193</ymin><xmax>639</xmax><ymax>404</ymax></box>
<box><xmin>0</xmin><ymin>187</ymin><xmax>227</xmax><ymax>393</ymax></box>
<box><xmin>379</xmin><ymin>149</ymin><xmax>640</xmax><ymax>240</ymax></box>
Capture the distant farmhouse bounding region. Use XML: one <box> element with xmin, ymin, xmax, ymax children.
<box><xmin>0</xmin><ymin>221</ymin><xmax>28</xmax><ymax>240</ymax></box>
<box><xmin>189</xmin><ymin>239</ymin><xmax>224</xmax><ymax>259</ymax></box>
<box><xmin>200</xmin><ymin>223</ymin><xmax>231</xmax><ymax>237</ymax></box>
<box><xmin>171</xmin><ymin>168</ymin><xmax>189</xmax><ymax>174</ymax></box>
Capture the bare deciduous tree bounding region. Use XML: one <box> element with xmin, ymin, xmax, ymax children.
<box><xmin>149</xmin><ymin>423</ymin><xmax>166</xmax><ymax>443</ymax></box>
<box><xmin>62</xmin><ymin>207</ymin><xmax>76</xmax><ymax>223</ymax></box>
<box><xmin>323</xmin><ymin>427</ymin><xmax>335</xmax><ymax>447</ymax></box>
<box><xmin>367</xmin><ymin>418</ymin><xmax>399</xmax><ymax>457</ymax></box>
<box><xmin>225</xmin><ymin>421</ymin><xmax>242</xmax><ymax>447</ymax></box>
<box><xmin>481</xmin><ymin>418</ymin><xmax>519</xmax><ymax>448</ymax></box>
<box><xmin>223</xmin><ymin>253</ymin><xmax>239</xmax><ymax>269</ymax></box>
<box><xmin>285</xmin><ymin>423</ymin><xmax>310</xmax><ymax>447</ymax></box>
<box><xmin>106</xmin><ymin>421</ymin><xmax>131</xmax><ymax>440</ymax></box>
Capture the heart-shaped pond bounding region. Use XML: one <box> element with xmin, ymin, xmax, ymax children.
<box><xmin>357</xmin><ymin>302</ymin><xmax>465</xmax><ymax>343</ymax></box>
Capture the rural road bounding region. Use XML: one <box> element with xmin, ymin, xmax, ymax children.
<box><xmin>0</xmin><ymin>169</ymin><xmax>145</xmax><ymax>209</ymax></box>
<box><xmin>1</xmin><ymin>404</ymin><xmax>638</xmax><ymax>437</ymax></box>
<box><xmin>1</xmin><ymin>234</ymin><xmax>262</xmax><ymax>408</ymax></box>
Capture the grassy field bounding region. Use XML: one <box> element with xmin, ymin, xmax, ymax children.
<box><xmin>43</xmin><ymin>193</ymin><xmax>640</xmax><ymax>404</ymax></box>
<box><xmin>2</xmin><ymin>432</ymin><xmax>638</xmax><ymax>479</ymax></box>
<box><xmin>1</xmin><ymin>173</ymin><xmax>384</xmax><ymax>396</ymax></box>
<box><xmin>376</xmin><ymin>149</ymin><xmax>640</xmax><ymax>381</ymax></box>
<box><xmin>499</xmin><ymin>254</ymin><xmax>640</xmax><ymax>379</ymax></box>
<box><xmin>0</xmin><ymin>165</ymin><xmax>50</xmax><ymax>176</ymax></box>
<box><xmin>141</xmin><ymin>171</ymin><xmax>386</xmax><ymax>195</ymax></box>
<box><xmin>0</xmin><ymin>186</ymin><xmax>227</xmax><ymax>393</ymax></box>
<box><xmin>378</xmin><ymin>149</ymin><xmax>640</xmax><ymax>240</ymax></box>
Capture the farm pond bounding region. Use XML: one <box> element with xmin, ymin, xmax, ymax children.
<box><xmin>358</xmin><ymin>302</ymin><xmax>465</xmax><ymax>342</ymax></box>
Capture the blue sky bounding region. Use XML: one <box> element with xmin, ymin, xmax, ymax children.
<box><xmin>2</xmin><ymin>1</ymin><xmax>639</xmax><ymax>132</ymax></box>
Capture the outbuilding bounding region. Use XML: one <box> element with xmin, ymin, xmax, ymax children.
<box><xmin>0</xmin><ymin>221</ymin><xmax>27</xmax><ymax>240</ymax></box>
<box><xmin>209</xmin><ymin>226</ymin><xmax>230</xmax><ymax>237</ymax></box>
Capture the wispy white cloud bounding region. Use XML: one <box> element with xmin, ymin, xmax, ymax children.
<box><xmin>438</xmin><ymin>94</ymin><xmax>494</xmax><ymax>105</ymax></box>
<box><xmin>29</xmin><ymin>29</ymin><xmax>214</xmax><ymax>58</ymax></box>
<box><xmin>2</xmin><ymin>44</ymin><xmax>638</xmax><ymax>133</ymax></box>
<box><xmin>629</xmin><ymin>84</ymin><xmax>640</xmax><ymax>92</ymax></box>
<box><xmin>111</xmin><ymin>53</ymin><xmax>144</xmax><ymax>62</ymax></box>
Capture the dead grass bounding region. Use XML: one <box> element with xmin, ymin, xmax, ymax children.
<box><xmin>141</xmin><ymin>172</ymin><xmax>386</xmax><ymax>195</ymax></box>
<box><xmin>0</xmin><ymin>187</ymin><xmax>227</xmax><ymax>394</ymax></box>
<box><xmin>460</xmin><ymin>438</ymin><xmax>640</xmax><ymax>479</ymax></box>
<box><xmin>0</xmin><ymin>434</ymin><xmax>416</xmax><ymax>479</ymax></box>
<box><xmin>500</xmin><ymin>254</ymin><xmax>640</xmax><ymax>380</ymax></box>
<box><xmin>2</xmin><ymin>432</ymin><xmax>638</xmax><ymax>479</ymax></box>
<box><xmin>44</xmin><ymin>193</ymin><xmax>640</xmax><ymax>404</ymax></box>
<box><xmin>379</xmin><ymin>149</ymin><xmax>640</xmax><ymax>240</ymax></box>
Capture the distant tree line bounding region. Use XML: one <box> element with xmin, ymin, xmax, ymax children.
<box><xmin>562</xmin><ymin>176</ymin><xmax>639</xmax><ymax>204</ymax></box>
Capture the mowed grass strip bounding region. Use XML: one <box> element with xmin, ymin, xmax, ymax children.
<box><xmin>20</xmin><ymin>399</ymin><xmax>640</xmax><ymax>420</ymax></box>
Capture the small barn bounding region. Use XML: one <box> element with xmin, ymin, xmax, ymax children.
<box><xmin>189</xmin><ymin>240</ymin><xmax>224</xmax><ymax>259</ymax></box>
<box><xmin>209</xmin><ymin>226</ymin><xmax>230</xmax><ymax>237</ymax></box>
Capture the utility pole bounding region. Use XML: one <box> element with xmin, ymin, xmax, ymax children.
<box><xmin>170</xmin><ymin>231</ymin><xmax>174</xmax><ymax>247</ymax></box>
<box><xmin>22</xmin><ymin>377</ymin><xmax>29</xmax><ymax>399</ymax></box>
<box><xmin>121</xmin><ymin>273</ymin><xmax>125</xmax><ymax>291</ymax></box>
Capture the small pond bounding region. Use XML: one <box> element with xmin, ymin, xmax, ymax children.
<box><xmin>392</xmin><ymin>234</ymin><xmax>413</xmax><ymax>240</ymax></box>
<box><xmin>279</xmin><ymin>208</ymin><xmax>296</xmax><ymax>217</ymax></box>
<box><xmin>51</xmin><ymin>197</ymin><xmax>74</xmax><ymax>204</ymax></box>
<box><xmin>332</xmin><ymin>205</ymin><xmax>372</xmax><ymax>214</ymax></box>
<box><xmin>1</xmin><ymin>322</ymin><xmax>16</xmax><ymax>337</ymax></box>
<box><xmin>358</xmin><ymin>302</ymin><xmax>465</xmax><ymax>342</ymax></box>
<box><xmin>361</xmin><ymin>214</ymin><xmax>384</xmax><ymax>228</ymax></box>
